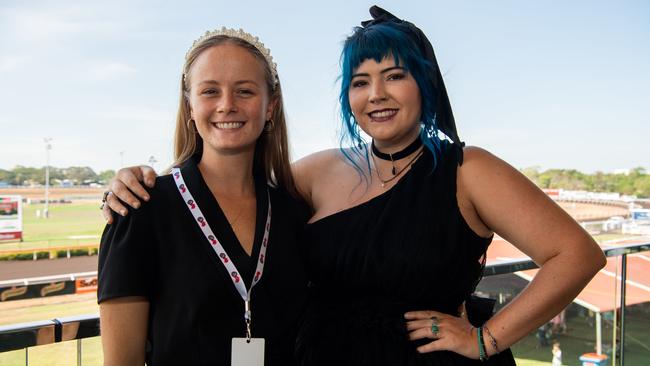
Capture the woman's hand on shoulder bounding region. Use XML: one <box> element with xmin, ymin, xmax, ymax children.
<box><xmin>102</xmin><ymin>165</ymin><xmax>157</xmax><ymax>224</ymax></box>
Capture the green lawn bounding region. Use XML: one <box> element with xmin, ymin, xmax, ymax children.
<box><xmin>0</xmin><ymin>202</ymin><xmax>105</xmax><ymax>251</ymax></box>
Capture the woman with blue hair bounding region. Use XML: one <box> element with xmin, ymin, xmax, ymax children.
<box><xmin>104</xmin><ymin>6</ymin><xmax>605</xmax><ymax>365</ymax></box>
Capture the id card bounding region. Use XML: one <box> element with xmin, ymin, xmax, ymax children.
<box><xmin>231</xmin><ymin>337</ymin><xmax>265</xmax><ymax>366</ymax></box>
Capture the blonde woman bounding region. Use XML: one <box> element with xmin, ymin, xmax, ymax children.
<box><xmin>98</xmin><ymin>28</ymin><xmax>308</xmax><ymax>366</ymax></box>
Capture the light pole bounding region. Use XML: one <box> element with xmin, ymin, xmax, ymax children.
<box><xmin>119</xmin><ymin>150</ymin><xmax>125</xmax><ymax>168</ymax></box>
<box><xmin>44</xmin><ymin>138</ymin><xmax>52</xmax><ymax>219</ymax></box>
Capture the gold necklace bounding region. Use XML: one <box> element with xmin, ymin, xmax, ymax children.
<box><xmin>371</xmin><ymin>148</ymin><xmax>423</xmax><ymax>188</ymax></box>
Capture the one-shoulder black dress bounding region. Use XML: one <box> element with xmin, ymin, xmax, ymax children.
<box><xmin>296</xmin><ymin>145</ymin><xmax>516</xmax><ymax>365</ymax></box>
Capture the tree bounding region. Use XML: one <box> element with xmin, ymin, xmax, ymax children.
<box><xmin>97</xmin><ymin>170</ymin><xmax>116</xmax><ymax>184</ymax></box>
<box><xmin>61</xmin><ymin>167</ymin><xmax>97</xmax><ymax>185</ymax></box>
<box><xmin>0</xmin><ymin>169</ymin><xmax>14</xmax><ymax>184</ymax></box>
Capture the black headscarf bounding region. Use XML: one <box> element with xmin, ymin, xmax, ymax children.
<box><xmin>361</xmin><ymin>6</ymin><xmax>465</xmax><ymax>164</ymax></box>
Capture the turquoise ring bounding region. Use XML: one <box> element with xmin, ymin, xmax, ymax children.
<box><xmin>431</xmin><ymin>317</ymin><xmax>439</xmax><ymax>335</ymax></box>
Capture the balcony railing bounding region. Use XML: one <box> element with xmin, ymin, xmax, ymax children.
<box><xmin>0</xmin><ymin>242</ymin><xmax>648</xmax><ymax>365</ymax></box>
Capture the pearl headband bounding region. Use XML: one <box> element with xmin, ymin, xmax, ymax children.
<box><xmin>184</xmin><ymin>27</ymin><xmax>278</xmax><ymax>84</ymax></box>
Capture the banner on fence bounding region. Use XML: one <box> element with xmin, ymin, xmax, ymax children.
<box><xmin>0</xmin><ymin>281</ymin><xmax>76</xmax><ymax>301</ymax></box>
<box><xmin>0</xmin><ymin>195</ymin><xmax>22</xmax><ymax>242</ymax></box>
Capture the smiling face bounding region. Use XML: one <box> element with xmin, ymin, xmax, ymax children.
<box><xmin>348</xmin><ymin>56</ymin><xmax>422</xmax><ymax>150</ymax></box>
<box><xmin>186</xmin><ymin>43</ymin><xmax>273</xmax><ymax>155</ymax></box>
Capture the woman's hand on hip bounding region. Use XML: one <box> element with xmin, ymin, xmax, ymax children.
<box><xmin>405</xmin><ymin>309</ymin><xmax>479</xmax><ymax>359</ymax></box>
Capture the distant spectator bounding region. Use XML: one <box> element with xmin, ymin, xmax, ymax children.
<box><xmin>536</xmin><ymin>323</ymin><xmax>551</xmax><ymax>347</ymax></box>
<box><xmin>552</xmin><ymin>342</ymin><xmax>562</xmax><ymax>366</ymax></box>
<box><xmin>551</xmin><ymin>309</ymin><xmax>567</xmax><ymax>334</ymax></box>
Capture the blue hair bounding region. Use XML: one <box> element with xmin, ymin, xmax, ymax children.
<box><xmin>339</xmin><ymin>22</ymin><xmax>446</xmax><ymax>174</ymax></box>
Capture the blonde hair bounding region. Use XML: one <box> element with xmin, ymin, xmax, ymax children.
<box><xmin>171</xmin><ymin>34</ymin><xmax>299</xmax><ymax>199</ymax></box>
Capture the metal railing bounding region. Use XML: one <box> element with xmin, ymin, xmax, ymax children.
<box><xmin>0</xmin><ymin>314</ymin><xmax>99</xmax><ymax>365</ymax></box>
<box><xmin>0</xmin><ymin>242</ymin><xmax>648</xmax><ymax>365</ymax></box>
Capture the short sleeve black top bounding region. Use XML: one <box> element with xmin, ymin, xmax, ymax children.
<box><xmin>98</xmin><ymin>156</ymin><xmax>309</xmax><ymax>366</ymax></box>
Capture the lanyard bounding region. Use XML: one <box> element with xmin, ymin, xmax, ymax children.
<box><xmin>172</xmin><ymin>167</ymin><xmax>271</xmax><ymax>339</ymax></box>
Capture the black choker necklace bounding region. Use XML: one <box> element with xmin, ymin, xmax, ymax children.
<box><xmin>371</xmin><ymin>137</ymin><xmax>423</xmax><ymax>175</ymax></box>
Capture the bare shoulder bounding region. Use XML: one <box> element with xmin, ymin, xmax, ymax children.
<box><xmin>294</xmin><ymin>149</ymin><xmax>342</xmax><ymax>172</ymax></box>
<box><xmin>459</xmin><ymin>146</ymin><xmax>502</xmax><ymax>172</ymax></box>
<box><xmin>455</xmin><ymin>146</ymin><xmax>507</xmax><ymax>237</ymax></box>
<box><xmin>457</xmin><ymin>146</ymin><xmax>527</xmax><ymax>195</ymax></box>
<box><xmin>292</xmin><ymin>148</ymin><xmax>347</xmax><ymax>204</ymax></box>
<box><xmin>457</xmin><ymin>145</ymin><xmax>596</xmax><ymax>265</ymax></box>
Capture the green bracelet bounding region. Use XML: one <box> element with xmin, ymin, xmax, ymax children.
<box><xmin>477</xmin><ymin>326</ymin><xmax>488</xmax><ymax>361</ymax></box>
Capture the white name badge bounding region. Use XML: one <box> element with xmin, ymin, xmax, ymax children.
<box><xmin>231</xmin><ymin>338</ymin><xmax>265</xmax><ymax>366</ymax></box>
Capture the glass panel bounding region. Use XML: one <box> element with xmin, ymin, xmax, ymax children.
<box><xmin>625</xmin><ymin>303</ymin><xmax>650</xmax><ymax>365</ymax></box>
<box><xmin>24</xmin><ymin>341</ymin><xmax>78</xmax><ymax>366</ymax></box>
<box><xmin>478</xmin><ymin>255</ymin><xmax>650</xmax><ymax>366</ymax></box>
<box><xmin>81</xmin><ymin>336</ymin><xmax>103</xmax><ymax>365</ymax></box>
<box><xmin>0</xmin><ymin>337</ymin><xmax>103</xmax><ymax>366</ymax></box>
<box><xmin>0</xmin><ymin>348</ymin><xmax>26</xmax><ymax>366</ymax></box>
<box><xmin>618</xmin><ymin>251</ymin><xmax>650</xmax><ymax>365</ymax></box>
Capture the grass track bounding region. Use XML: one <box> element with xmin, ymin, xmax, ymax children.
<box><xmin>0</xmin><ymin>203</ymin><xmax>105</xmax><ymax>252</ymax></box>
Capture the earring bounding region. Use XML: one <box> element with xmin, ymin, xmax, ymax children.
<box><xmin>264</xmin><ymin>119</ymin><xmax>274</xmax><ymax>132</ymax></box>
<box><xmin>187</xmin><ymin>118</ymin><xmax>195</xmax><ymax>129</ymax></box>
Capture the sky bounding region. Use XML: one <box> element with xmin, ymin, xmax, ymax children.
<box><xmin>0</xmin><ymin>0</ymin><xmax>648</xmax><ymax>174</ymax></box>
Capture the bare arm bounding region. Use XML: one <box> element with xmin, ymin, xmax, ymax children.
<box><xmin>460</xmin><ymin>147</ymin><xmax>605</xmax><ymax>352</ymax></box>
<box><xmin>407</xmin><ymin>147</ymin><xmax>605</xmax><ymax>357</ymax></box>
<box><xmin>102</xmin><ymin>166</ymin><xmax>157</xmax><ymax>223</ymax></box>
<box><xmin>100</xmin><ymin>297</ymin><xmax>149</xmax><ymax>366</ymax></box>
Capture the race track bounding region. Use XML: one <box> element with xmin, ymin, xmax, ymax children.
<box><xmin>0</xmin><ymin>256</ymin><xmax>97</xmax><ymax>281</ymax></box>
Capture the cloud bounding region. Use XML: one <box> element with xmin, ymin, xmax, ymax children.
<box><xmin>2</xmin><ymin>5</ymin><xmax>125</xmax><ymax>45</ymax></box>
<box><xmin>13</xmin><ymin>12</ymin><xmax>82</xmax><ymax>38</ymax></box>
<box><xmin>86</xmin><ymin>62</ymin><xmax>136</xmax><ymax>81</ymax></box>
<box><xmin>0</xmin><ymin>57</ymin><xmax>21</xmax><ymax>71</ymax></box>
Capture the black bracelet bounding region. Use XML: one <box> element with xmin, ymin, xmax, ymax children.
<box><xmin>483</xmin><ymin>324</ymin><xmax>500</xmax><ymax>354</ymax></box>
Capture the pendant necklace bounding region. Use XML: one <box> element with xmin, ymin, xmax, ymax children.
<box><xmin>371</xmin><ymin>137</ymin><xmax>423</xmax><ymax>175</ymax></box>
<box><xmin>371</xmin><ymin>148</ymin><xmax>423</xmax><ymax>188</ymax></box>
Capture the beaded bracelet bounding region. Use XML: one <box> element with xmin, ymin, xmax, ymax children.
<box><xmin>483</xmin><ymin>324</ymin><xmax>500</xmax><ymax>354</ymax></box>
<box><xmin>477</xmin><ymin>326</ymin><xmax>488</xmax><ymax>361</ymax></box>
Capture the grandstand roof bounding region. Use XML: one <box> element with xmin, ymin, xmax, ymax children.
<box><xmin>487</xmin><ymin>237</ymin><xmax>650</xmax><ymax>313</ymax></box>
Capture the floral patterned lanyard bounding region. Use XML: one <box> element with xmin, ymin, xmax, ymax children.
<box><xmin>172</xmin><ymin>167</ymin><xmax>271</xmax><ymax>340</ymax></box>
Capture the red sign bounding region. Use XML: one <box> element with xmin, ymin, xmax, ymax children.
<box><xmin>0</xmin><ymin>232</ymin><xmax>22</xmax><ymax>241</ymax></box>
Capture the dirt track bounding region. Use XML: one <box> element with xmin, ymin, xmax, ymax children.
<box><xmin>557</xmin><ymin>201</ymin><xmax>629</xmax><ymax>221</ymax></box>
<box><xmin>0</xmin><ymin>256</ymin><xmax>97</xmax><ymax>281</ymax></box>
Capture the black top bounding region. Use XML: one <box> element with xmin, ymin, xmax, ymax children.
<box><xmin>295</xmin><ymin>146</ymin><xmax>515</xmax><ymax>365</ymax></box>
<box><xmin>98</xmin><ymin>156</ymin><xmax>309</xmax><ymax>366</ymax></box>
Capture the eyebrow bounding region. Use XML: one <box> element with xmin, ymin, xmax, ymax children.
<box><xmin>197</xmin><ymin>80</ymin><xmax>260</xmax><ymax>86</ymax></box>
<box><xmin>351</xmin><ymin>66</ymin><xmax>406</xmax><ymax>79</ymax></box>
